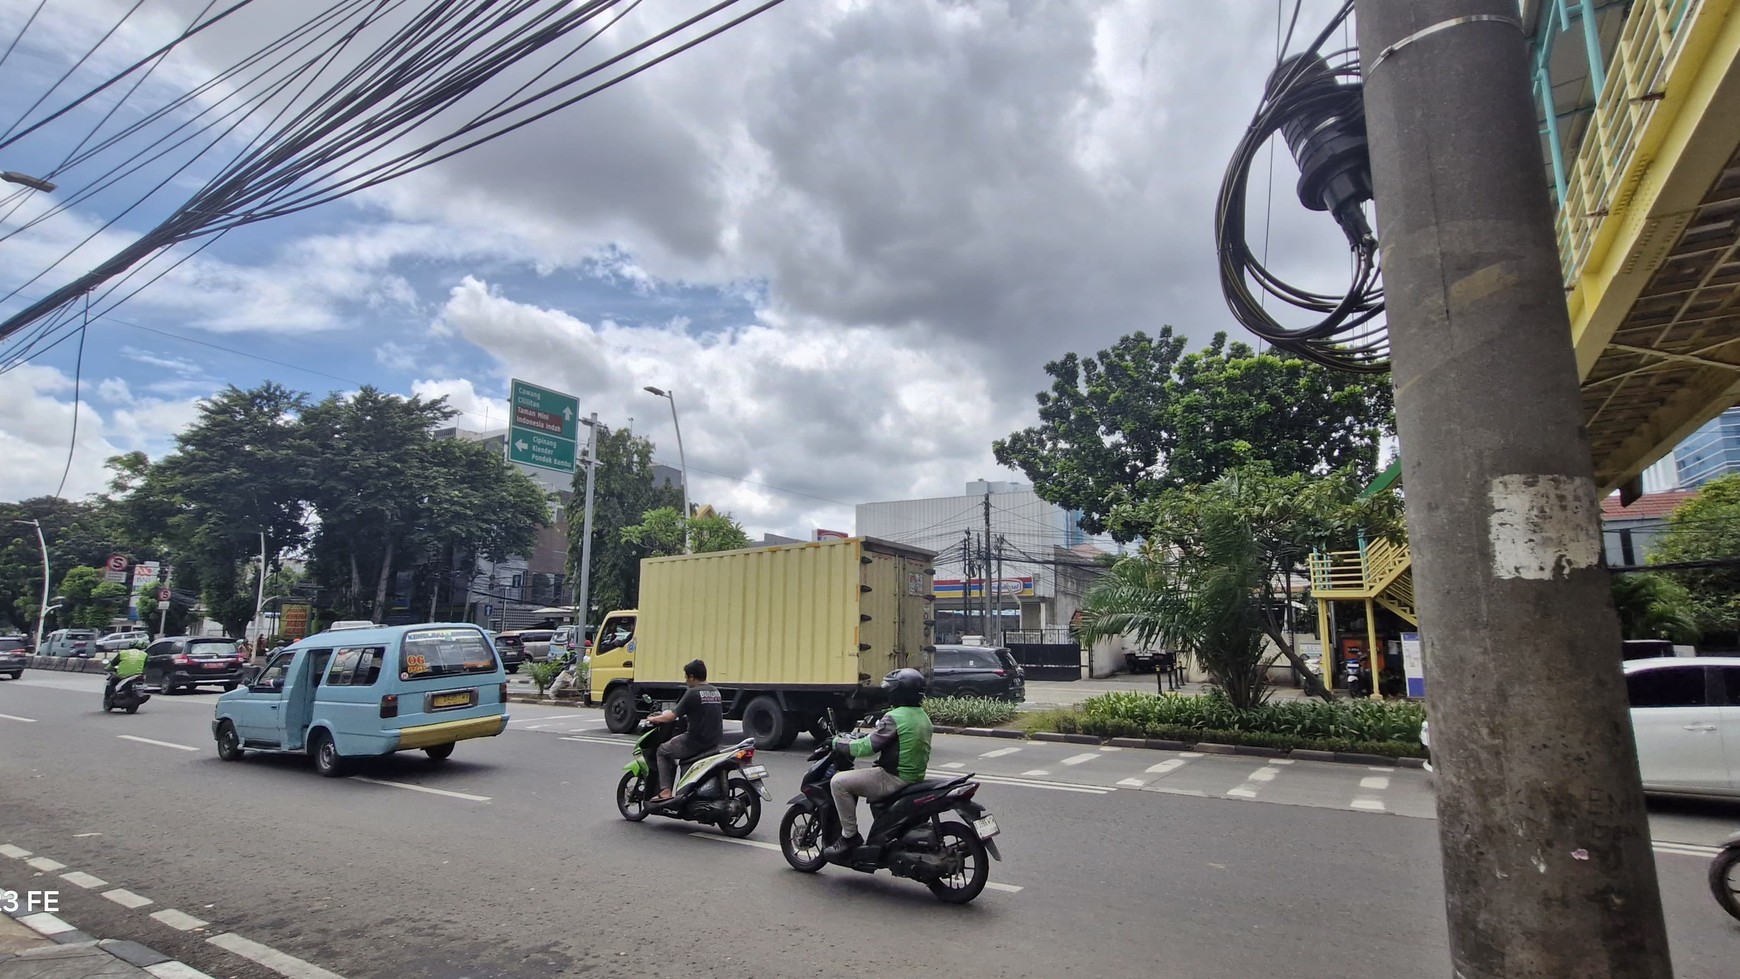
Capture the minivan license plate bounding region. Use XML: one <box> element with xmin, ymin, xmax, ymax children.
<box><xmin>431</xmin><ymin>691</ymin><xmax>473</xmax><ymax>709</ymax></box>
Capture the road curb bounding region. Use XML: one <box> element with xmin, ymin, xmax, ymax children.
<box><xmin>2</xmin><ymin>909</ymin><xmax>215</xmax><ymax>978</ymax></box>
<box><xmin>942</xmin><ymin>727</ymin><xmax>1424</xmax><ymax>768</ymax></box>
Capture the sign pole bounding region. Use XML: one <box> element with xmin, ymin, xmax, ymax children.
<box><xmin>574</xmin><ymin>414</ymin><xmax>599</xmax><ymax>634</ymax></box>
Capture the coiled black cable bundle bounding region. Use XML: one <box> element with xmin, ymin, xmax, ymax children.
<box><xmin>1216</xmin><ymin>1</ymin><xmax>1389</xmax><ymax>374</ymax></box>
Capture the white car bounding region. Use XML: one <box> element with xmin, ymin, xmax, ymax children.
<box><xmin>1420</xmin><ymin>658</ymin><xmax>1740</xmax><ymax>799</ymax></box>
<box><xmin>95</xmin><ymin>630</ymin><xmax>149</xmax><ymax>652</ymax></box>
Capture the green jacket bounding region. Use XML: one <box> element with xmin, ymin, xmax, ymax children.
<box><xmin>846</xmin><ymin>705</ymin><xmax>933</xmax><ymax>782</ymax></box>
<box><xmin>112</xmin><ymin>647</ymin><xmax>146</xmax><ymax>678</ymax></box>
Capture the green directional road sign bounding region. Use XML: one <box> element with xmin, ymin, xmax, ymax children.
<box><xmin>509</xmin><ymin>379</ymin><xmax>580</xmax><ymax>474</ymax></box>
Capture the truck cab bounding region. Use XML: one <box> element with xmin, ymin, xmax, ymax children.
<box><xmin>586</xmin><ymin>611</ymin><xmax>638</xmax><ymax>700</ymax></box>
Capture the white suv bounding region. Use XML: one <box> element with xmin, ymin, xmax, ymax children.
<box><xmin>96</xmin><ymin>630</ymin><xmax>150</xmax><ymax>652</ymax></box>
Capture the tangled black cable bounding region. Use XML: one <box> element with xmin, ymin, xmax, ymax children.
<box><xmin>1215</xmin><ymin>1</ymin><xmax>1389</xmax><ymax>374</ymax></box>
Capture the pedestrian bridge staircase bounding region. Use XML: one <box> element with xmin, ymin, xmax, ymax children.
<box><xmin>1307</xmin><ymin>537</ymin><xmax>1418</xmax><ymax>626</ymax></box>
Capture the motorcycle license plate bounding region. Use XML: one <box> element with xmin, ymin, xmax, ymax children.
<box><xmin>974</xmin><ymin>815</ymin><xmax>1000</xmax><ymax>840</ymax></box>
<box><xmin>741</xmin><ymin>765</ymin><xmax>767</xmax><ymax>779</ymax></box>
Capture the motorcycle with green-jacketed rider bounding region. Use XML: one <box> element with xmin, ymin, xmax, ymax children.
<box><xmin>777</xmin><ymin>669</ymin><xmax>1003</xmax><ymax>904</ymax></box>
<box><xmin>615</xmin><ymin>698</ymin><xmax>770</xmax><ymax>837</ymax></box>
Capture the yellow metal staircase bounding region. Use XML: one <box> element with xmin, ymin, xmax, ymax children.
<box><xmin>1307</xmin><ymin>538</ymin><xmax>1418</xmax><ymax>627</ymax></box>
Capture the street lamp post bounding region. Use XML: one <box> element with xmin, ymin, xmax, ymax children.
<box><xmin>1</xmin><ymin>171</ymin><xmax>56</xmax><ymax>193</ymax></box>
<box><xmin>255</xmin><ymin>531</ymin><xmax>268</xmax><ymax>644</ymax></box>
<box><xmin>12</xmin><ymin>519</ymin><xmax>50</xmax><ymax>653</ymax></box>
<box><xmin>642</xmin><ymin>386</ymin><xmax>691</xmax><ymax>554</ymax></box>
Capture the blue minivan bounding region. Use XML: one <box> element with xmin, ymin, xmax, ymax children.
<box><xmin>211</xmin><ymin>623</ymin><xmax>509</xmax><ymax>776</ymax></box>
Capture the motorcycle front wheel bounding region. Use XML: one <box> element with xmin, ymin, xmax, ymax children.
<box><xmin>1710</xmin><ymin>846</ymin><xmax>1740</xmax><ymax>921</ymax></box>
<box><xmin>616</xmin><ymin>772</ymin><xmax>649</xmax><ymax>822</ymax></box>
<box><xmin>779</xmin><ymin>806</ymin><xmax>829</xmax><ymax>872</ymax></box>
<box><xmin>927</xmin><ymin>820</ymin><xmax>990</xmax><ymax>905</ymax></box>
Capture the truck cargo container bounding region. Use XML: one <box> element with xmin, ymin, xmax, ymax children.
<box><xmin>587</xmin><ymin>537</ymin><xmax>936</xmax><ymax>748</ymax></box>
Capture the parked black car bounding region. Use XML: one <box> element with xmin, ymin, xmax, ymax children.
<box><xmin>142</xmin><ymin>636</ymin><xmax>247</xmax><ymax>694</ymax></box>
<box><xmin>0</xmin><ymin>636</ymin><xmax>28</xmax><ymax>679</ymax></box>
<box><xmin>929</xmin><ymin>645</ymin><xmax>1026</xmax><ymax>702</ymax></box>
<box><xmin>493</xmin><ymin>632</ymin><xmax>527</xmax><ymax>673</ymax></box>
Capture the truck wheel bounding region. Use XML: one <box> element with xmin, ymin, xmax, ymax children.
<box><xmin>742</xmin><ymin>696</ymin><xmax>788</xmax><ymax>750</ymax></box>
<box><xmin>776</xmin><ymin>712</ymin><xmax>804</xmax><ymax>749</ymax></box>
<box><xmin>604</xmin><ymin>687</ymin><xmax>638</xmax><ymax>734</ymax></box>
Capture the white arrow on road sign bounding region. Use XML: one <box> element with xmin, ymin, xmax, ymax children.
<box><xmin>563</xmin><ymin>406</ymin><xmax>573</xmax><ymax>421</ymax></box>
<box><xmin>515</xmin><ymin>439</ymin><xmax>530</xmax><ymax>451</ymax></box>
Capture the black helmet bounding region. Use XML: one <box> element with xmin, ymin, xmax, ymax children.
<box><xmin>882</xmin><ymin>667</ymin><xmax>926</xmax><ymax>707</ymax></box>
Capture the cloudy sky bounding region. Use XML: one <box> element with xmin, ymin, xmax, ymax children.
<box><xmin>0</xmin><ymin>0</ymin><xmax>1358</xmax><ymax>543</ymax></box>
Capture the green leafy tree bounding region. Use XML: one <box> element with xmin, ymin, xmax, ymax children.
<box><xmin>567</xmin><ymin>426</ymin><xmax>683</xmax><ymax>624</ymax></box>
<box><xmin>994</xmin><ymin>329</ymin><xmax>1394</xmax><ymax>540</ymax></box>
<box><xmin>54</xmin><ymin>566</ymin><xmax>130</xmax><ymax>628</ymax></box>
<box><xmin>1079</xmin><ymin>467</ymin><xmax>1400</xmax><ymax>706</ymax></box>
<box><xmin>621</xmin><ymin>506</ymin><xmax>751</xmax><ymax>557</ymax></box>
<box><xmin>1650</xmin><ymin>475</ymin><xmax>1740</xmax><ymax>643</ymax></box>
<box><xmin>1</xmin><ymin>497</ymin><xmax>128</xmax><ymax>633</ymax></box>
<box><xmin>410</xmin><ymin>435</ymin><xmax>550</xmax><ymax>617</ymax></box>
<box><xmin>1609</xmin><ymin>573</ymin><xmax>1701</xmax><ymax>645</ymax></box>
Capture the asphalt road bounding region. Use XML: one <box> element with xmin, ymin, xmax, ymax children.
<box><xmin>3</xmin><ymin>672</ymin><xmax>1737</xmax><ymax>979</ymax></box>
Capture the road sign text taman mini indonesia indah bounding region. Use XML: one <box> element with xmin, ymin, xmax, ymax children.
<box><xmin>508</xmin><ymin>379</ymin><xmax>580</xmax><ymax>473</ymax></box>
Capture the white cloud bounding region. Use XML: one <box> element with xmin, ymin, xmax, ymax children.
<box><xmin>0</xmin><ymin>364</ymin><xmax>202</xmax><ymax>500</ymax></box>
<box><xmin>96</xmin><ymin>377</ymin><xmax>132</xmax><ymax>403</ymax></box>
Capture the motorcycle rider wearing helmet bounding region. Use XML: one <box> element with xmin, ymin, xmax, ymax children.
<box><xmin>823</xmin><ymin>667</ymin><xmax>934</xmax><ymax>861</ymax></box>
<box><xmin>105</xmin><ymin>644</ymin><xmax>147</xmax><ymax>699</ymax></box>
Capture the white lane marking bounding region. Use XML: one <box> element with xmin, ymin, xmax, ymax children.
<box><xmin>26</xmin><ymin>856</ymin><xmax>65</xmax><ymax>871</ymax></box>
<box><xmin>1368</xmin><ymin>766</ymin><xmax>1395</xmax><ymax>773</ymax></box>
<box><xmin>1152</xmin><ymin>786</ymin><xmax>1208</xmax><ymax>797</ymax></box>
<box><xmin>1227</xmin><ymin>787</ymin><xmax>1259</xmax><ymax>798</ymax></box>
<box><xmin>1179</xmin><ymin>752</ymin><xmax>1204</xmax><ymax>758</ymax></box>
<box><xmin>1020</xmin><ymin>769</ymin><xmax>1050</xmax><ymax>776</ymax></box>
<box><xmin>1059</xmin><ymin>753</ymin><xmax>1100</xmax><ymax>766</ymax></box>
<box><xmin>151</xmin><ymin>908</ymin><xmax>210</xmax><ymax>931</ymax></box>
<box><xmin>0</xmin><ymin>712</ymin><xmax>37</xmax><ymax>722</ymax></box>
<box><xmin>1653</xmin><ymin>841</ymin><xmax>1722</xmax><ymax>858</ymax></box>
<box><xmin>524</xmin><ymin>724</ymin><xmax>549</xmax><ymax>730</ymax></box>
<box><xmin>118</xmin><ymin>735</ymin><xmax>199</xmax><ymax>752</ymax></box>
<box><xmin>72</xmin><ymin>832</ymin><xmax>103</xmax><ymax>838</ymax></box>
<box><xmin>1248</xmin><ymin>766</ymin><xmax>1280</xmax><ymax>782</ymax></box>
<box><xmin>1360</xmin><ymin>776</ymin><xmax>1391</xmax><ymax>790</ymax></box>
<box><xmin>0</xmin><ymin>844</ymin><xmax>30</xmax><ymax>858</ymax></box>
<box><xmin>1226</xmin><ymin>765</ymin><xmax>1281</xmax><ymax>799</ymax></box>
<box><xmin>965</xmin><ymin>773</ymin><xmax>1112</xmax><ymax>795</ymax></box>
<box><xmin>559</xmin><ymin>735</ymin><xmax>624</xmax><ymax>747</ymax></box>
<box><xmin>1271</xmin><ymin>759</ymin><xmax>1295</xmax><ymax>765</ymax></box>
<box><xmin>1098</xmin><ymin>746</ymin><xmax>1122</xmax><ymax>752</ymax></box>
<box><xmin>147</xmin><ymin>963</ymin><xmax>221</xmax><ymax>979</ymax></box>
<box><xmin>1351</xmin><ymin>798</ymin><xmax>1387</xmax><ymax>811</ymax></box>
<box><xmin>688</xmin><ymin>833</ymin><xmax>1024</xmax><ymax>892</ymax></box>
<box><xmin>208</xmin><ymin>932</ymin><xmax>348</xmax><ymax>979</ymax></box>
<box><xmin>1117</xmin><ymin>778</ymin><xmax>1148</xmax><ymax>788</ymax></box>
<box><xmin>104</xmin><ymin>887</ymin><xmax>154</xmax><ymax>909</ymax></box>
<box><xmin>979</xmin><ymin>746</ymin><xmax>1021</xmax><ymax>758</ymax></box>
<box><xmin>17</xmin><ymin>911</ymin><xmax>75</xmax><ymax>935</ymax></box>
<box><xmin>350</xmin><ymin>777</ymin><xmax>490</xmax><ymax>802</ymax></box>
<box><xmin>940</xmin><ymin>762</ymin><xmax>965</xmax><ymax>769</ymax></box>
<box><xmin>1146</xmin><ymin>759</ymin><xmax>1189</xmax><ymax>775</ymax></box>
<box><xmin>61</xmin><ymin>871</ymin><xmax>107</xmax><ymax>888</ymax></box>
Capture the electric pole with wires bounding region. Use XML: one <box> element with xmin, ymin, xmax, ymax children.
<box><xmin>1352</xmin><ymin>2</ymin><xmax>1672</xmax><ymax>976</ymax></box>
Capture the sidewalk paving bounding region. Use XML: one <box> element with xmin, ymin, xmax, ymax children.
<box><xmin>2</xmin><ymin>911</ymin><xmax>211</xmax><ymax>979</ymax></box>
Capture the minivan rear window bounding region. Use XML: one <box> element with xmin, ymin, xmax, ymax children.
<box><xmin>400</xmin><ymin>628</ymin><xmax>498</xmax><ymax>679</ymax></box>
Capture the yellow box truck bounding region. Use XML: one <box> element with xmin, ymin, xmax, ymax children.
<box><xmin>586</xmin><ymin>537</ymin><xmax>937</xmax><ymax>748</ymax></box>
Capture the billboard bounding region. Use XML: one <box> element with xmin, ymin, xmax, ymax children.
<box><xmin>281</xmin><ymin>604</ymin><xmax>312</xmax><ymax>642</ymax></box>
<box><xmin>933</xmin><ymin>576</ymin><xmax>1035</xmax><ymax>600</ymax></box>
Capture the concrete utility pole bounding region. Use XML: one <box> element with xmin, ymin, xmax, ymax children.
<box><xmin>982</xmin><ymin>486</ymin><xmax>993</xmax><ymax>641</ymax></box>
<box><xmin>1353</xmin><ymin>3</ymin><xmax>1672</xmax><ymax>977</ymax></box>
<box><xmin>574</xmin><ymin>413</ymin><xmax>600</xmax><ymax>633</ymax></box>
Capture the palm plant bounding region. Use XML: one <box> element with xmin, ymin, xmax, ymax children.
<box><xmin>1610</xmin><ymin>573</ymin><xmax>1701</xmax><ymax>645</ymax></box>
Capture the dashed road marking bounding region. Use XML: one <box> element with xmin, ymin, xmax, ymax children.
<box><xmin>118</xmin><ymin>735</ymin><xmax>199</xmax><ymax>752</ymax></box>
<box><xmin>1247</xmin><ymin>766</ymin><xmax>1280</xmax><ymax>782</ymax></box>
<box><xmin>1098</xmin><ymin>746</ymin><xmax>1122</xmax><ymax>752</ymax></box>
<box><xmin>1351</xmin><ymin>798</ymin><xmax>1387</xmax><ymax>812</ymax></box>
<box><xmin>0</xmin><ymin>712</ymin><xmax>37</xmax><ymax>722</ymax></box>
<box><xmin>60</xmin><ymin>871</ymin><xmax>107</xmax><ymax>888</ymax></box>
<box><xmin>965</xmin><ymin>772</ymin><xmax>1114</xmax><ymax>795</ymax></box>
<box><xmin>1117</xmin><ymin>778</ymin><xmax>1148</xmax><ymax>788</ymax></box>
<box><xmin>1179</xmin><ymin>752</ymin><xmax>1204</xmax><ymax>758</ymax></box>
<box><xmin>1653</xmin><ymin>841</ymin><xmax>1722</xmax><ymax>858</ymax></box>
<box><xmin>940</xmin><ymin>762</ymin><xmax>965</xmax><ymax>769</ymax></box>
<box><xmin>1152</xmin><ymin>786</ymin><xmax>1208</xmax><ymax>797</ymax></box>
<box><xmin>72</xmin><ymin>833</ymin><xmax>103</xmax><ymax>838</ymax></box>
<box><xmin>1145</xmin><ymin>758</ymin><xmax>1189</xmax><ymax>775</ymax></box>
<box><xmin>1020</xmin><ymin>769</ymin><xmax>1050</xmax><ymax>776</ymax></box>
<box><xmin>146</xmin><ymin>963</ymin><xmax>220</xmax><ymax>979</ymax></box>
<box><xmin>25</xmin><ymin>856</ymin><xmax>65</xmax><ymax>871</ymax></box>
<box><xmin>1059</xmin><ymin>753</ymin><xmax>1100</xmax><ymax>767</ymax></box>
<box><xmin>17</xmin><ymin>912</ymin><xmax>75</xmax><ymax>935</ymax></box>
<box><xmin>1360</xmin><ymin>776</ymin><xmax>1391</xmax><ymax>790</ymax></box>
<box><xmin>152</xmin><ymin>908</ymin><xmax>210</xmax><ymax>931</ymax></box>
<box><xmin>208</xmin><ymin>932</ymin><xmax>348</xmax><ymax>979</ymax></box>
<box><xmin>559</xmin><ymin>735</ymin><xmax>623</xmax><ymax>747</ymax></box>
<box><xmin>350</xmin><ymin>777</ymin><xmax>490</xmax><ymax>802</ymax></box>
<box><xmin>1227</xmin><ymin>787</ymin><xmax>1259</xmax><ymax>798</ymax></box>
<box><xmin>979</xmin><ymin>746</ymin><xmax>1021</xmax><ymax>758</ymax></box>
<box><xmin>688</xmin><ymin>833</ymin><xmax>1025</xmax><ymax>892</ymax></box>
<box><xmin>0</xmin><ymin>844</ymin><xmax>30</xmax><ymax>859</ymax></box>
<box><xmin>103</xmin><ymin>888</ymin><xmax>153</xmax><ymax>909</ymax></box>
<box><xmin>1227</xmin><ymin>765</ymin><xmax>1281</xmax><ymax>798</ymax></box>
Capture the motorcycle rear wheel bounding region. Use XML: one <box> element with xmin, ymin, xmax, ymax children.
<box><xmin>717</xmin><ymin>777</ymin><xmax>761</xmax><ymax>838</ymax></box>
<box><xmin>778</xmin><ymin>806</ymin><xmax>829</xmax><ymax>872</ymax></box>
<box><xmin>926</xmin><ymin>820</ymin><xmax>990</xmax><ymax>905</ymax></box>
<box><xmin>123</xmin><ymin>703</ymin><xmax>138</xmax><ymax>714</ymax></box>
<box><xmin>616</xmin><ymin>772</ymin><xmax>649</xmax><ymax>822</ymax></box>
<box><xmin>1710</xmin><ymin>846</ymin><xmax>1740</xmax><ymax>922</ymax></box>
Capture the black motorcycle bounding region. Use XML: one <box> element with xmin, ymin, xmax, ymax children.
<box><xmin>102</xmin><ymin>672</ymin><xmax>150</xmax><ymax>714</ymax></box>
<box><xmin>1711</xmin><ymin>830</ymin><xmax>1740</xmax><ymax>922</ymax></box>
<box><xmin>777</xmin><ymin>734</ymin><xmax>1002</xmax><ymax>904</ymax></box>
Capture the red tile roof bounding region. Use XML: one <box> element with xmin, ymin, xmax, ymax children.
<box><xmin>1601</xmin><ymin>490</ymin><xmax>1698</xmax><ymax>519</ymax></box>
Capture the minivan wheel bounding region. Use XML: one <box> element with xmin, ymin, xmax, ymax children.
<box><xmin>425</xmin><ymin>742</ymin><xmax>455</xmax><ymax>762</ymax></box>
<box><xmin>311</xmin><ymin>732</ymin><xmax>345</xmax><ymax>777</ymax></box>
<box><xmin>215</xmin><ymin>721</ymin><xmax>245</xmax><ymax>761</ymax></box>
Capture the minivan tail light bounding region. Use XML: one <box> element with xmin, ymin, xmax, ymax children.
<box><xmin>172</xmin><ymin>654</ymin><xmax>193</xmax><ymax>666</ymax></box>
<box><xmin>380</xmin><ymin>694</ymin><xmax>399</xmax><ymax>718</ymax></box>
<box><xmin>499</xmin><ymin>682</ymin><xmax>508</xmax><ymax>704</ymax></box>
<box><xmin>993</xmin><ymin>669</ymin><xmax>1007</xmax><ymax>677</ymax></box>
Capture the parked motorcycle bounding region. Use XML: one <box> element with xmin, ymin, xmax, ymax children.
<box><xmin>1711</xmin><ymin>830</ymin><xmax>1740</xmax><ymax>922</ymax></box>
<box><xmin>102</xmin><ymin>673</ymin><xmax>151</xmax><ymax>714</ymax></box>
<box><xmin>614</xmin><ymin>718</ymin><xmax>769</xmax><ymax>838</ymax></box>
<box><xmin>777</xmin><ymin>731</ymin><xmax>1002</xmax><ymax>904</ymax></box>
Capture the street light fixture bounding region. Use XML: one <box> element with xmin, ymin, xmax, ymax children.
<box><xmin>12</xmin><ymin>519</ymin><xmax>50</xmax><ymax>654</ymax></box>
<box><xmin>1</xmin><ymin>171</ymin><xmax>57</xmax><ymax>193</ymax></box>
<box><xmin>642</xmin><ymin>385</ymin><xmax>691</xmax><ymax>554</ymax></box>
